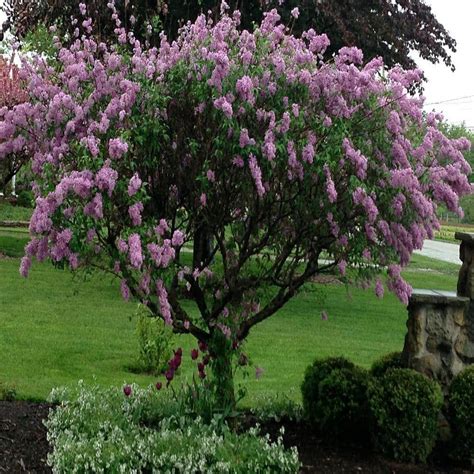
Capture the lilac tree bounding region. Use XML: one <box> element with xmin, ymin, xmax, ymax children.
<box><xmin>0</xmin><ymin>3</ymin><xmax>471</xmax><ymax>408</ymax></box>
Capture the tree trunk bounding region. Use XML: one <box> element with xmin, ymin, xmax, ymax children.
<box><xmin>209</xmin><ymin>330</ymin><xmax>236</xmax><ymax>413</ymax></box>
<box><xmin>193</xmin><ymin>224</ymin><xmax>212</xmax><ymax>270</ymax></box>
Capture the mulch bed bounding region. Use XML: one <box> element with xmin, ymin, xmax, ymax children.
<box><xmin>0</xmin><ymin>401</ymin><xmax>472</xmax><ymax>473</ymax></box>
<box><xmin>0</xmin><ymin>402</ymin><xmax>51</xmax><ymax>473</ymax></box>
<box><xmin>258</xmin><ymin>418</ymin><xmax>472</xmax><ymax>473</ymax></box>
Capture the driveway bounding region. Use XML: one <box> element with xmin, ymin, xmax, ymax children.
<box><xmin>414</xmin><ymin>239</ymin><xmax>461</xmax><ymax>265</ymax></box>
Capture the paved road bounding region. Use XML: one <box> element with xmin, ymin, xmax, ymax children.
<box><xmin>414</xmin><ymin>239</ymin><xmax>461</xmax><ymax>265</ymax></box>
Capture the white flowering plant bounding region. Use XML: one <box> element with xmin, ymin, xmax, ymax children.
<box><xmin>45</xmin><ymin>381</ymin><xmax>300</xmax><ymax>473</ymax></box>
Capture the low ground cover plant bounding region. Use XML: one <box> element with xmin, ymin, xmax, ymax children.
<box><xmin>250</xmin><ymin>392</ymin><xmax>303</xmax><ymax>423</ymax></box>
<box><xmin>45</xmin><ymin>381</ymin><xmax>300</xmax><ymax>473</ymax></box>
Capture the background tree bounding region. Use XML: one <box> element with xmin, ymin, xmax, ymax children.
<box><xmin>436</xmin><ymin>123</ymin><xmax>474</xmax><ymax>223</ymax></box>
<box><xmin>0</xmin><ymin>6</ymin><xmax>470</xmax><ymax>408</ymax></box>
<box><xmin>1</xmin><ymin>0</ymin><xmax>456</xmax><ymax>74</ymax></box>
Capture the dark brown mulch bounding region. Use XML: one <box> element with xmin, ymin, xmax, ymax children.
<box><xmin>0</xmin><ymin>401</ymin><xmax>51</xmax><ymax>473</ymax></box>
<box><xmin>250</xmin><ymin>417</ymin><xmax>473</xmax><ymax>474</ymax></box>
<box><xmin>0</xmin><ymin>401</ymin><xmax>473</xmax><ymax>473</ymax></box>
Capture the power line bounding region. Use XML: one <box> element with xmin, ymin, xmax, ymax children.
<box><xmin>426</xmin><ymin>94</ymin><xmax>474</xmax><ymax>106</ymax></box>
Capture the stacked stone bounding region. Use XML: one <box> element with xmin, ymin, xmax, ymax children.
<box><xmin>402</xmin><ymin>232</ymin><xmax>474</xmax><ymax>392</ymax></box>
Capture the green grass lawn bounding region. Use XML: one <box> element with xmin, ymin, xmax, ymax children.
<box><xmin>0</xmin><ymin>202</ymin><xmax>32</xmax><ymax>221</ymax></box>
<box><xmin>0</xmin><ymin>248</ymin><xmax>460</xmax><ymax>403</ymax></box>
<box><xmin>0</xmin><ymin>227</ymin><xmax>29</xmax><ymax>257</ymax></box>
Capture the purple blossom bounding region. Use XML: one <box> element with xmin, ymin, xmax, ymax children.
<box><xmin>262</xmin><ymin>130</ymin><xmax>276</xmax><ymax>161</ymax></box>
<box><xmin>342</xmin><ymin>138</ymin><xmax>367</xmax><ymax>179</ymax></box>
<box><xmin>128</xmin><ymin>233</ymin><xmax>143</xmax><ymax>268</ymax></box>
<box><xmin>84</xmin><ymin>193</ymin><xmax>103</xmax><ymax>220</ymax></box>
<box><xmin>120</xmin><ymin>280</ymin><xmax>131</xmax><ymax>301</ymax></box>
<box><xmin>302</xmin><ymin>143</ymin><xmax>315</xmax><ymax>164</ymax></box>
<box><xmin>206</xmin><ymin>169</ymin><xmax>215</xmax><ymax>182</ymax></box>
<box><xmin>387</xmin><ymin>264</ymin><xmax>412</xmax><ymax>305</ymax></box>
<box><xmin>233</xmin><ymin>155</ymin><xmax>244</xmax><ymax>167</ymax></box>
<box><xmin>236</xmin><ymin>75</ymin><xmax>254</xmax><ymax>104</ymax></box>
<box><xmin>147</xmin><ymin>240</ymin><xmax>175</xmax><ymax>268</ymax></box>
<box><xmin>155</xmin><ymin>219</ymin><xmax>169</xmax><ymax>236</ymax></box>
<box><xmin>291</xmin><ymin>7</ymin><xmax>300</xmax><ymax>19</ymax></box>
<box><xmin>213</xmin><ymin>96</ymin><xmax>233</xmax><ymax>118</ymax></box>
<box><xmin>108</xmin><ymin>138</ymin><xmax>128</xmax><ymax>159</ymax></box>
<box><xmin>96</xmin><ymin>162</ymin><xmax>118</xmax><ymax>197</ymax></box>
<box><xmin>117</xmin><ymin>239</ymin><xmax>128</xmax><ymax>254</ymax></box>
<box><xmin>86</xmin><ymin>229</ymin><xmax>96</xmax><ymax>242</ymax></box>
<box><xmin>248</xmin><ymin>154</ymin><xmax>265</xmax><ymax>197</ymax></box>
<box><xmin>337</xmin><ymin>46</ymin><xmax>364</xmax><ymax>65</ymax></box>
<box><xmin>157</xmin><ymin>279</ymin><xmax>173</xmax><ymax>325</ymax></box>
<box><xmin>128</xmin><ymin>202</ymin><xmax>144</xmax><ymax>226</ymax></box>
<box><xmin>20</xmin><ymin>256</ymin><xmax>32</xmax><ymax>277</ymax></box>
<box><xmin>171</xmin><ymin>230</ymin><xmax>184</xmax><ymax>247</ymax></box>
<box><xmin>280</xmin><ymin>112</ymin><xmax>291</xmax><ymax>134</ymax></box>
<box><xmin>81</xmin><ymin>136</ymin><xmax>100</xmax><ymax>157</ymax></box>
<box><xmin>128</xmin><ymin>173</ymin><xmax>142</xmax><ymax>197</ymax></box>
<box><xmin>239</xmin><ymin>128</ymin><xmax>256</xmax><ymax>148</ymax></box>
<box><xmin>323</xmin><ymin>116</ymin><xmax>332</xmax><ymax>127</ymax></box>
<box><xmin>324</xmin><ymin>165</ymin><xmax>337</xmax><ymax>203</ymax></box>
<box><xmin>338</xmin><ymin>259</ymin><xmax>347</xmax><ymax>276</ymax></box>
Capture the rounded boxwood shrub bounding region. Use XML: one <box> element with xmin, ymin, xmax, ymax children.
<box><xmin>370</xmin><ymin>352</ymin><xmax>404</xmax><ymax>378</ymax></box>
<box><xmin>448</xmin><ymin>365</ymin><xmax>474</xmax><ymax>463</ymax></box>
<box><xmin>301</xmin><ymin>357</ymin><xmax>370</xmax><ymax>438</ymax></box>
<box><xmin>368</xmin><ymin>368</ymin><xmax>443</xmax><ymax>463</ymax></box>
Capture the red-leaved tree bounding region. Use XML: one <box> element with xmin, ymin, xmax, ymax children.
<box><xmin>0</xmin><ymin>56</ymin><xmax>28</xmax><ymax>193</ymax></box>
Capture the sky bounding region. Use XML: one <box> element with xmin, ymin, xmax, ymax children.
<box><xmin>0</xmin><ymin>0</ymin><xmax>472</xmax><ymax>128</ymax></box>
<box><xmin>416</xmin><ymin>0</ymin><xmax>474</xmax><ymax>129</ymax></box>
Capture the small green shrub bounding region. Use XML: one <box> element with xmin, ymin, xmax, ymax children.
<box><xmin>251</xmin><ymin>392</ymin><xmax>303</xmax><ymax>422</ymax></box>
<box><xmin>46</xmin><ymin>382</ymin><xmax>300</xmax><ymax>473</ymax></box>
<box><xmin>448</xmin><ymin>366</ymin><xmax>474</xmax><ymax>463</ymax></box>
<box><xmin>16</xmin><ymin>190</ymin><xmax>34</xmax><ymax>209</ymax></box>
<box><xmin>301</xmin><ymin>357</ymin><xmax>370</xmax><ymax>437</ymax></box>
<box><xmin>370</xmin><ymin>352</ymin><xmax>404</xmax><ymax>378</ymax></box>
<box><xmin>368</xmin><ymin>368</ymin><xmax>443</xmax><ymax>463</ymax></box>
<box><xmin>0</xmin><ymin>382</ymin><xmax>17</xmax><ymax>401</ymax></box>
<box><xmin>134</xmin><ymin>305</ymin><xmax>173</xmax><ymax>375</ymax></box>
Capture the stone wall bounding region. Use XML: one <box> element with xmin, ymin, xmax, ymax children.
<box><xmin>401</xmin><ymin>290</ymin><xmax>470</xmax><ymax>390</ymax></box>
<box><xmin>402</xmin><ymin>232</ymin><xmax>474</xmax><ymax>391</ymax></box>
